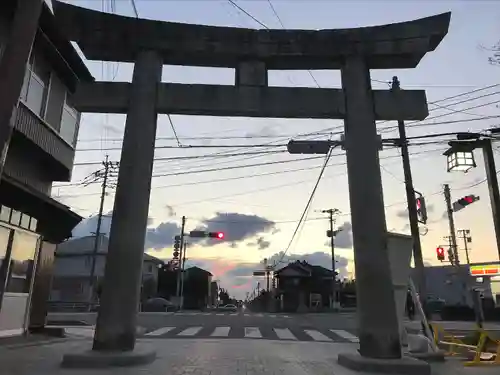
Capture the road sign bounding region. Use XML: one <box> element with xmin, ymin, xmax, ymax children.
<box><xmin>469</xmin><ymin>263</ymin><xmax>500</xmax><ymax>277</ymax></box>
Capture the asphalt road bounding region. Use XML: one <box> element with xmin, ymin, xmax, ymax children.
<box><xmin>53</xmin><ymin>310</ymin><xmax>500</xmax><ymax>344</ymax></box>
<box><xmin>53</xmin><ymin>310</ymin><xmax>360</xmax><ymax>344</ymax></box>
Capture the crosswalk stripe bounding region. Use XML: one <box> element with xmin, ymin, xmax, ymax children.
<box><xmin>304</xmin><ymin>330</ymin><xmax>332</xmax><ymax>342</ymax></box>
<box><xmin>330</xmin><ymin>329</ymin><xmax>359</xmax><ymax>343</ymax></box>
<box><xmin>273</xmin><ymin>328</ymin><xmax>297</xmax><ymax>340</ymax></box>
<box><xmin>244</xmin><ymin>327</ymin><xmax>262</xmax><ymax>338</ymax></box>
<box><xmin>145</xmin><ymin>327</ymin><xmax>175</xmax><ymax>336</ymax></box>
<box><xmin>215</xmin><ymin>313</ymin><xmax>224</xmax><ymax>316</ymax></box>
<box><xmin>230</xmin><ymin>313</ymin><xmax>238</xmax><ymax>316</ymax></box>
<box><xmin>255</xmin><ymin>313</ymin><xmax>263</xmax><ymax>317</ymax></box>
<box><xmin>269</xmin><ymin>314</ymin><xmax>276</xmax><ymax>318</ymax></box>
<box><xmin>177</xmin><ymin>327</ymin><xmax>203</xmax><ymax>336</ymax></box>
<box><xmin>211</xmin><ymin>326</ymin><xmax>231</xmax><ymax>337</ymax></box>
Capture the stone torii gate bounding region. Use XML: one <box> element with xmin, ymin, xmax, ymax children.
<box><xmin>52</xmin><ymin>2</ymin><xmax>450</xmax><ymax>371</ymax></box>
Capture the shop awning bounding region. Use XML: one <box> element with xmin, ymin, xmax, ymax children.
<box><xmin>0</xmin><ymin>175</ymin><xmax>82</xmax><ymax>243</ymax></box>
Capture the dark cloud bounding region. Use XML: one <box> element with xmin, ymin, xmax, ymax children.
<box><xmin>333</xmin><ymin>222</ymin><xmax>353</xmax><ymax>249</ymax></box>
<box><xmin>72</xmin><ymin>214</ymin><xmax>180</xmax><ymax>251</ymax></box>
<box><xmin>191</xmin><ymin>212</ymin><xmax>276</xmax><ymax>246</ymax></box>
<box><xmin>72</xmin><ymin>215</ymin><xmax>112</xmax><ymax>238</ymax></box>
<box><xmin>72</xmin><ymin>211</ymin><xmax>276</xmax><ymax>251</ymax></box>
<box><xmin>246</xmin><ymin>236</ymin><xmax>271</xmax><ymax>250</ymax></box>
<box><xmin>145</xmin><ymin>222</ymin><xmax>181</xmax><ymax>250</ymax></box>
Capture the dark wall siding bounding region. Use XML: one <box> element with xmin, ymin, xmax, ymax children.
<box><xmin>14</xmin><ymin>103</ymin><xmax>74</xmax><ymax>179</ymax></box>
<box><xmin>4</xmin><ymin>134</ymin><xmax>52</xmax><ymax>195</ymax></box>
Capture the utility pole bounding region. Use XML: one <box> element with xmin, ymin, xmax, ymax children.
<box><xmin>88</xmin><ymin>155</ymin><xmax>117</xmax><ymax>309</ymax></box>
<box><xmin>175</xmin><ymin>216</ymin><xmax>186</xmax><ymax>308</ymax></box>
<box><xmin>391</xmin><ymin>76</ymin><xmax>428</xmax><ymax>308</ymax></box>
<box><xmin>444</xmin><ymin>184</ymin><xmax>460</xmax><ymax>265</ymax></box>
<box><xmin>0</xmin><ymin>0</ymin><xmax>44</xmax><ymax>179</ymax></box>
<box><xmin>457</xmin><ymin>229</ymin><xmax>472</xmax><ymax>265</ymax></box>
<box><xmin>481</xmin><ymin>139</ymin><xmax>500</xmax><ymax>260</ymax></box>
<box><xmin>322</xmin><ymin>208</ymin><xmax>340</xmax><ymax>309</ymax></box>
<box><xmin>444</xmin><ymin>184</ymin><xmax>468</xmax><ymax>305</ymax></box>
<box><xmin>180</xmin><ymin>240</ymin><xmax>187</xmax><ymax>310</ymax></box>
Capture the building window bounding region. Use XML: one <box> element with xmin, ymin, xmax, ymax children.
<box><xmin>20</xmin><ymin>214</ymin><xmax>31</xmax><ymax>230</ymax></box>
<box><xmin>10</xmin><ymin>210</ymin><xmax>21</xmax><ymax>227</ymax></box>
<box><xmin>20</xmin><ymin>53</ymin><xmax>50</xmax><ymax>119</ymax></box>
<box><xmin>29</xmin><ymin>217</ymin><xmax>37</xmax><ymax>232</ymax></box>
<box><xmin>5</xmin><ymin>231</ymin><xmax>39</xmax><ymax>294</ymax></box>
<box><xmin>59</xmin><ymin>95</ymin><xmax>79</xmax><ymax>146</ymax></box>
<box><xmin>0</xmin><ymin>226</ymin><xmax>13</xmax><ymax>289</ymax></box>
<box><xmin>0</xmin><ymin>206</ymin><xmax>11</xmax><ymax>222</ymax></box>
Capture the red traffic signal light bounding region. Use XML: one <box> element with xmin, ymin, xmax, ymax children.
<box><xmin>436</xmin><ymin>247</ymin><xmax>445</xmax><ymax>261</ymax></box>
<box><xmin>208</xmin><ymin>231</ymin><xmax>225</xmax><ymax>239</ymax></box>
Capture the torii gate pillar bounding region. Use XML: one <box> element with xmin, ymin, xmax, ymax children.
<box><xmin>52</xmin><ymin>2</ymin><xmax>450</xmax><ymax>372</ymax></box>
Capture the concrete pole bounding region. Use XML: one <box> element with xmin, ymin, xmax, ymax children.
<box><xmin>92</xmin><ymin>50</ymin><xmax>162</xmax><ymax>352</ymax></box>
<box><xmin>444</xmin><ymin>184</ymin><xmax>467</xmax><ymax>305</ymax></box>
<box><xmin>391</xmin><ymin>77</ymin><xmax>428</xmax><ymax>312</ymax></box>
<box><xmin>481</xmin><ymin>139</ymin><xmax>500</xmax><ymax>260</ymax></box>
<box><xmin>88</xmin><ymin>156</ymin><xmax>110</xmax><ymax>309</ymax></box>
<box><xmin>180</xmin><ymin>241</ymin><xmax>187</xmax><ymax>310</ymax></box>
<box><xmin>175</xmin><ymin>216</ymin><xmax>186</xmax><ymax>306</ymax></box>
<box><xmin>340</xmin><ymin>57</ymin><xmax>401</xmax><ymax>359</ymax></box>
<box><xmin>0</xmin><ymin>0</ymin><xmax>44</xmax><ymax>177</ymax></box>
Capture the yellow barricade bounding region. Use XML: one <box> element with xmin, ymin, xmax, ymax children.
<box><xmin>430</xmin><ymin>323</ymin><xmax>500</xmax><ymax>366</ymax></box>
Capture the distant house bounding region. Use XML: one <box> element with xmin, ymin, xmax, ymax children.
<box><xmin>182</xmin><ymin>266</ymin><xmax>213</xmax><ymax>310</ymax></box>
<box><xmin>274</xmin><ymin>260</ymin><xmax>337</xmax><ymax>312</ymax></box>
<box><xmin>50</xmin><ymin>235</ymin><xmax>163</xmax><ymax>305</ymax></box>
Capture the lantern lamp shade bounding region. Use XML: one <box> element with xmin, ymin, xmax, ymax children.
<box><xmin>444</xmin><ymin>148</ymin><xmax>476</xmax><ymax>173</ymax></box>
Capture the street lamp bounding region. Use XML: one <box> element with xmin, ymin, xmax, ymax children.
<box><xmin>443</xmin><ymin>134</ymin><xmax>500</xmax><ymax>261</ymax></box>
<box><xmin>443</xmin><ymin>142</ymin><xmax>476</xmax><ymax>173</ymax></box>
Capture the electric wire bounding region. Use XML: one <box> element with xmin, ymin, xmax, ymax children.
<box><xmin>277</xmin><ymin>148</ymin><xmax>334</xmax><ymax>264</ymax></box>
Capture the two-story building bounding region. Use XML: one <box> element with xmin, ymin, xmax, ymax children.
<box><xmin>0</xmin><ymin>0</ymin><xmax>93</xmax><ymax>335</ymax></box>
<box><xmin>274</xmin><ymin>261</ymin><xmax>337</xmax><ymax>312</ymax></box>
<box><xmin>50</xmin><ymin>235</ymin><xmax>163</xmax><ymax>308</ymax></box>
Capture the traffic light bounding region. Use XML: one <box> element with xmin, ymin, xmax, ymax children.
<box><xmin>173</xmin><ymin>235</ymin><xmax>181</xmax><ymax>265</ymax></box>
<box><xmin>208</xmin><ymin>232</ymin><xmax>224</xmax><ymax>239</ymax></box>
<box><xmin>436</xmin><ymin>247</ymin><xmax>445</xmax><ymax>261</ymax></box>
<box><xmin>415</xmin><ymin>195</ymin><xmax>427</xmax><ymax>224</ymax></box>
<box><xmin>189</xmin><ymin>230</ymin><xmax>225</xmax><ymax>239</ymax></box>
<box><xmin>452</xmin><ymin>194</ymin><xmax>480</xmax><ymax>212</ymax></box>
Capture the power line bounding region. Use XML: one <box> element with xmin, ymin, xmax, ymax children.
<box><xmin>278</xmin><ymin>148</ymin><xmax>334</xmax><ymax>264</ymax></box>
<box><xmin>57</xmin><ymin>144</ymin><xmax>448</xmax><ymax>191</ymax></box>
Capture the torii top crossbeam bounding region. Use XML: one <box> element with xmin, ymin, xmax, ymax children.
<box><xmin>52</xmin><ymin>1</ymin><xmax>450</xmax><ymax>70</ymax></box>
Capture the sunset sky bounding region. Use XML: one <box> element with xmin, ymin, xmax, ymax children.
<box><xmin>50</xmin><ymin>0</ymin><xmax>500</xmax><ymax>299</ymax></box>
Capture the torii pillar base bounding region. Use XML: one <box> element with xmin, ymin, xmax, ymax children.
<box><xmin>338</xmin><ymin>352</ymin><xmax>430</xmax><ymax>375</ymax></box>
<box><xmin>61</xmin><ymin>344</ymin><xmax>156</xmax><ymax>369</ymax></box>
